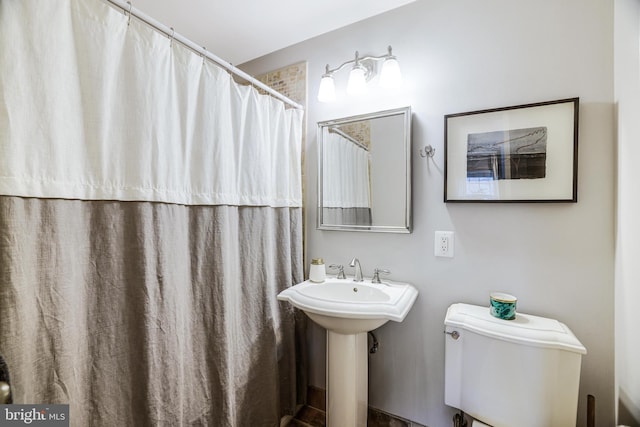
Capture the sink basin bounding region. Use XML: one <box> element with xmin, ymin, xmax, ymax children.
<box><xmin>277</xmin><ymin>278</ymin><xmax>418</xmax><ymax>334</ymax></box>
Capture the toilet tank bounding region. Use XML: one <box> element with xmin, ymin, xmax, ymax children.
<box><xmin>444</xmin><ymin>303</ymin><xmax>586</xmax><ymax>427</ymax></box>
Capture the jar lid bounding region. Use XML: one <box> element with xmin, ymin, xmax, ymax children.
<box><xmin>311</xmin><ymin>258</ymin><xmax>324</xmax><ymax>265</ymax></box>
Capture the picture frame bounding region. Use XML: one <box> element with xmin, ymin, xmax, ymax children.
<box><xmin>444</xmin><ymin>98</ymin><xmax>579</xmax><ymax>202</ymax></box>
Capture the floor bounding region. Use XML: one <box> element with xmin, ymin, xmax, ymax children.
<box><xmin>286</xmin><ymin>404</ymin><xmax>416</xmax><ymax>427</ymax></box>
<box><xmin>284</xmin><ymin>386</ymin><xmax>423</xmax><ymax>427</ymax></box>
<box><xmin>286</xmin><ymin>405</ymin><xmax>325</xmax><ymax>427</ymax></box>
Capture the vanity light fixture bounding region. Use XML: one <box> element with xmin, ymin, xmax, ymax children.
<box><xmin>317</xmin><ymin>46</ymin><xmax>402</xmax><ymax>102</ymax></box>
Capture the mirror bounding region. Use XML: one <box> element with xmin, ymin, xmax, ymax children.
<box><xmin>317</xmin><ymin>106</ymin><xmax>412</xmax><ymax>233</ymax></box>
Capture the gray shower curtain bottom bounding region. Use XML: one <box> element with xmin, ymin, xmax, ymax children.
<box><xmin>0</xmin><ymin>196</ymin><xmax>305</xmax><ymax>426</ymax></box>
<box><xmin>322</xmin><ymin>207</ymin><xmax>372</xmax><ymax>226</ymax></box>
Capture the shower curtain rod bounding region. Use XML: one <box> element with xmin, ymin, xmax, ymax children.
<box><xmin>104</xmin><ymin>0</ymin><xmax>304</xmax><ymax>110</ymax></box>
<box><xmin>329</xmin><ymin>127</ymin><xmax>369</xmax><ymax>151</ymax></box>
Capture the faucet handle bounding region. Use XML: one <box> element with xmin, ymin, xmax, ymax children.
<box><xmin>328</xmin><ymin>264</ymin><xmax>346</xmax><ymax>279</ymax></box>
<box><xmin>372</xmin><ymin>268</ymin><xmax>391</xmax><ymax>284</ymax></box>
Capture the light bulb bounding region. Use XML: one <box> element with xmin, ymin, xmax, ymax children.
<box><xmin>347</xmin><ymin>65</ymin><xmax>367</xmax><ymax>95</ymax></box>
<box><xmin>379</xmin><ymin>57</ymin><xmax>403</xmax><ymax>89</ymax></box>
<box><xmin>317</xmin><ymin>74</ymin><xmax>336</xmax><ymax>102</ymax></box>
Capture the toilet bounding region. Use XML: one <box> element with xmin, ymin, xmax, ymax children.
<box><xmin>444</xmin><ymin>303</ymin><xmax>587</xmax><ymax>427</ymax></box>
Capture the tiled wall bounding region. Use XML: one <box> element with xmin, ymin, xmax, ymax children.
<box><xmin>255</xmin><ymin>61</ymin><xmax>307</xmax><ymax>108</ymax></box>
<box><xmin>337</xmin><ymin>121</ymin><xmax>371</xmax><ymax>149</ymax></box>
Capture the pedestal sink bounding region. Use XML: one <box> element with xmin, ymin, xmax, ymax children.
<box><xmin>277</xmin><ymin>278</ymin><xmax>418</xmax><ymax>427</ymax></box>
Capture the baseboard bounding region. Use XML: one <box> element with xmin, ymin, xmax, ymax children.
<box><xmin>305</xmin><ymin>385</ymin><xmax>427</xmax><ymax>427</ymax></box>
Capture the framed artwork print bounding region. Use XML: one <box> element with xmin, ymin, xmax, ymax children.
<box><xmin>444</xmin><ymin>98</ymin><xmax>579</xmax><ymax>202</ymax></box>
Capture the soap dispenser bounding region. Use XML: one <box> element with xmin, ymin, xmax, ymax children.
<box><xmin>309</xmin><ymin>258</ymin><xmax>326</xmax><ymax>283</ymax></box>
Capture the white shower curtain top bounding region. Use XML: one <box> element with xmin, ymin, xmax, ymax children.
<box><xmin>0</xmin><ymin>0</ymin><xmax>303</xmax><ymax>207</ymax></box>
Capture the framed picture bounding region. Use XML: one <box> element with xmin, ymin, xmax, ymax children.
<box><xmin>444</xmin><ymin>98</ymin><xmax>579</xmax><ymax>202</ymax></box>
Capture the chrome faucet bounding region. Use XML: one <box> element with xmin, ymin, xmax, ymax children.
<box><xmin>349</xmin><ymin>257</ymin><xmax>363</xmax><ymax>282</ymax></box>
<box><xmin>372</xmin><ymin>268</ymin><xmax>391</xmax><ymax>284</ymax></box>
<box><xmin>329</xmin><ymin>264</ymin><xmax>346</xmax><ymax>279</ymax></box>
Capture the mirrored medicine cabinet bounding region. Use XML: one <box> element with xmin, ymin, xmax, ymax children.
<box><xmin>317</xmin><ymin>106</ymin><xmax>412</xmax><ymax>233</ymax></box>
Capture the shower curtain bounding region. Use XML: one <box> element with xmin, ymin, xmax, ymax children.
<box><xmin>0</xmin><ymin>1</ymin><xmax>304</xmax><ymax>426</ymax></box>
<box><xmin>322</xmin><ymin>129</ymin><xmax>372</xmax><ymax>226</ymax></box>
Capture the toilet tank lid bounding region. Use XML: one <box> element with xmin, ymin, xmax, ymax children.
<box><xmin>444</xmin><ymin>303</ymin><xmax>587</xmax><ymax>354</ymax></box>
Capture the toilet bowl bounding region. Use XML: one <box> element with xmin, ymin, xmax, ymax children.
<box><xmin>444</xmin><ymin>303</ymin><xmax>586</xmax><ymax>427</ymax></box>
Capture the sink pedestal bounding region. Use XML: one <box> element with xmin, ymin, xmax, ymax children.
<box><xmin>326</xmin><ymin>330</ymin><xmax>368</xmax><ymax>427</ymax></box>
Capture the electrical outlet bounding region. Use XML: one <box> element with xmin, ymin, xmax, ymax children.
<box><xmin>434</xmin><ymin>231</ymin><xmax>455</xmax><ymax>258</ymax></box>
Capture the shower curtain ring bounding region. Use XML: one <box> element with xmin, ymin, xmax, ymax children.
<box><xmin>169</xmin><ymin>27</ymin><xmax>175</xmax><ymax>47</ymax></box>
<box><xmin>202</xmin><ymin>47</ymin><xmax>207</xmax><ymax>65</ymax></box>
<box><xmin>126</xmin><ymin>1</ymin><xmax>133</xmax><ymax>26</ymax></box>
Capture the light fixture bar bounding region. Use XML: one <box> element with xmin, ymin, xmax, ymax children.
<box><xmin>322</xmin><ymin>46</ymin><xmax>397</xmax><ymax>75</ymax></box>
<box><xmin>318</xmin><ymin>46</ymin><xmax>402</xmax><ymax>103</ymax></box>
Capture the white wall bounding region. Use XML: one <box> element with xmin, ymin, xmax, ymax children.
<box><xmin>243</xmin><ymin>1</ymin><xmax>615</xmax><ymax>425</ymax></box>
<box><xmin>615</xmin><ymin>0</ymin><xmax>640</xmax><ymax>425</ymax></box>
<box><xmin>369</xmin><ymin>115</ymin><xmax>406</xmax><ymax>226</ymax></box>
